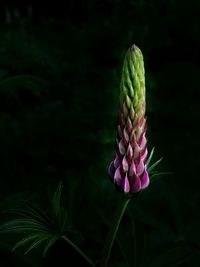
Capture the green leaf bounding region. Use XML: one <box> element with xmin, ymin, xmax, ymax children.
<box><xmin>12</xmin><ymin>234</ymin><xmax>46</xmax><ymax>251</ymax></box>
<box><xmin>52</xmin><ymin>181</ymin><xmax>63</xmax><ymax>218</ymax></box>
<box><xmin>43</xmin><ymin>235</ymin><xmax>59</xmax><ymax>257</ymax></box>
<box><xmin>0</xmin><ymin>182</ymin><xmax>71</xmax><ymax>257</ymax></box>
<box><xmin>148</xmin><ymin>157</ymin><xmax>163</xmax><ymax>173</ymax></box>
<box><xmin>146</xmin><ymin>147</ymin><xmax>155</xmax><ymax>168</ymax></box>
<box><xmin>24</xmin><ymin>235</ymin><xmax>50</xmax><ymax>255</ymax></box>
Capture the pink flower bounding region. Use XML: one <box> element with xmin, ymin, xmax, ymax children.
<box><xmin>108</xmin><ymin>45</ymin><xmax>149</xmax><ymax>194</ymax></box>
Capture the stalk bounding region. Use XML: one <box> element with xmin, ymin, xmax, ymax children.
<box><xmin>62</xmin><ymin>235</ymin><xmax>95</xmax><ymax>267</ymax></box>
<box><xmin>100</xmin><ymin>196</ymin><xmax>130</xmax><ymax>267</ymax></box>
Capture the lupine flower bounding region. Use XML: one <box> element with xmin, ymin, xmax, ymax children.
<box><xmin>108</xmin><ymin>45</ymin><xmax>149</xmax><ymax>194</ymax></box>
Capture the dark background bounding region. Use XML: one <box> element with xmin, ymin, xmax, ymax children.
<box><xmin>0</xmin><ymin>0</ymin><xmax>199</xmax><ymax>266</ymax></box>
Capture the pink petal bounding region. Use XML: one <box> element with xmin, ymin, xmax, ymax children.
<box><xmin>134</xmin><ymin>143</ymin><xmax>140</xmax><ymax>159</ymax></box>
<box><xmin>122</xmin><ymin>156</ymin><xmax>129</xmax><ymax>172</ymax></box>
<box><xmin>117</xmin><ymin>125</ymin><xmax>123</xmax><ymax>138</ymax></box>
<box><xmin>129</xmin><ymin>161</ymin><xmax>136</xmax><ymax>176</ymax></box>
<box><xmin>114</xmin><ymin>166</ymin><xmax>123</xmax><ymax>185</ymax></box>
<box><xmin>127</xmin><ymin>144</ymin><xmax>133</xmax><ymax>164</ymax></box>
<box><xmin>140</xmin><ymin>146</ymin><xmax>147</xmax><ymax>161</ymax></box>
<box><xmin>126</xmin><ymin>117</ymin><xmax>132</xmax><ymax>134</ymax></box>
<box><xmin>119</xmin><ymin>139</ymin><xmax>126</xmax><ymax>155</ymax></box>
<box><xmin>123</xmin><ymin>174</ymin><xmax>130</xmax><ymax>193</ymax></box>
<box><xmin>138</xmin><ymin>132</ymin><xmax>146</xmax><ymax>150</ymax></box>
<box><xmin>140</xmin><ymin>117</ymin><xmax>146</xmax><ymax>131</ymax></box>
<box><xmin>140</xmin><ymin>169</ymin><xmax>149</xmax><ymax>189</ymax></box>
<box><xmin>136</xmin><ymin>157</ymin><xmax>145</xmax><ymax>176</ymax></box>
<box><xmin>136</xmin><ymin>126</ymin><xmax>143</xmax><ymax>142</ymax></box>
<box><xmin>108</xmin><ymin>161</ymin><xmax>115</xmax><ymax>178</ymax></box>
<box><xmin>119</xmin><ymin>114</ymin><xmax>125</xmax><ymax>128</ymax></box>
<box><xmin>123</xmin><ymin>128</ymin><xmax>129</xmax><ymax>142</ymax></box>
<box><xmin>122</xmin><ymin>102</ymin><xmax>128</xmax><ymax>117</ymax></box>
<box><xmin>130</xmin><ymin>132</ymin><xmax>137</xmax><ymax>148</ymax></box>
<box><xmin>132</xmin><ymin>174</ymin><xmax>141</xmax><ymax>193</ymax></box>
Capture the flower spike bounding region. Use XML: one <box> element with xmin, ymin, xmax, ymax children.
<box><xmin>109</xmin><ymin>45</ymin><xmax>149</xmax><ymax>195</ymax></box>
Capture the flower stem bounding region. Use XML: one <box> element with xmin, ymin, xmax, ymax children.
<box><xmin>62</xmin><ymin>235</ymin><xmax>95</xmax><ymax>267</ymax></box>
<box><xmin>100</xmin><ymin>196</ymin><xmax>130</xmax><ymax>267</ymax></box>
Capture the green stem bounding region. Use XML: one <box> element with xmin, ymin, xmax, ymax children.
<box><xmin>62</xmin><ymin>235</ymin><xmax>95</xmax><ymax>267</ymax></box>
<box><xmin>100</xmin><ymin>196</ymin><xmax>130</xmax><ymax>267</ymax></box>
<box><xmin>131</xmin><ymin>212</ymin><xmax>137</xmax><ymax>267</ymax></box>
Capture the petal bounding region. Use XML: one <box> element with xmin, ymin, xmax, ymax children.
<box><xmin>130</xmin><ymin>131</ymin><xmax>137</xmax><ymax>148</ymax></box>
<box><xmin>138</xmin><ymin>132</ymin><xmax>146</xmax><ymax>149</ymax></box>
<box><xmin>114</xmin><ymin>155</ymin><xmax>121</xmax><ymax>169</ymax></box>
<box><xmin>132</xmin><ymin>174</ymin><xmax>141</xmax><ymax>193</ymax></box>
<box><xmin>119</xmin><ymin>139</ymin><xmax>126</xmax><ymax>155</ymax></box>
<box><xmin>126</xmin><ymin>117</ymin><xmax>132</xmax><ymax>134</ymax></box>
<box><xmin>130</xmin><ymin>106</ymin><xmax>135</xmax><ymax>120</ymax></box>
<box><xmin>136</xmin><ymin>126</ymin><xmax>143</xmax><ymax>142</ymax></box>
<box><xmin>129</xmin><ymin>161</ymin><xmax>136</xmax><ymax>176</ymax></box>
<box><xmin>117</xmin><ymin>125</ymin><xmax>123</xmax><ymax>138</ymax></box>
<box><xmin>140</xmin><ymin>169</ymin><xmax>149</xmax><ymax>189</ymax></box>
<box><xmin>108</xmin><ymin>161</ymin><xmax>115</xmax><ymax>178</ymax></box>
<box><xmin>140</xmin><ymin>146</ymin><xmax>147</xmax><ymax>161</ymax></box>
<box><xmin>127</xmin><ymin>144</ymin><xmax>133</xmax><ymax>164</ymax></box>
<box><xmin>122</xmin><ymin>156</ymin><xmax>129</xmax><ymax>172</ymax></box>
<box><xmin>123</xmin><ymin>128</ymin><xmax>129</xmax><ymax>142</ymax></box>
<box><xmin>134</xmin><ymin>143</ymin><xmax>140</xmax><ymax>159</ymax></box>
<box><xmin>114</xmin><ymin>166</ymin><xmax>123</xmax><ymax>185</ymax></box>
<box><xmin>123</xmin><ymin>174</ymin><xmax>130</xmax><ymax>193</ymax></box>
<box><xmin>119</xmin><ymin>114</ymin><xmax>125</xmax><ymax>128</ymax></box>
<box><xmin>136</xmin><ymin>157</ymin><xmax>145</xmax><ymax>176</ymax></box>
<box><xmin>122</xmin><ymin>102</ymin><xmax>128</xmax><ymax>117</ymax></box>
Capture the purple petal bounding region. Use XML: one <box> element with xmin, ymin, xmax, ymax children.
<box><xmin>114</xmin><ymin>166</ymin><xmax>123</xmax><ymax>185</ymax></box>
<box><xmin>132</xmin><ymin>174</ymin><xmax>141</xmax><ymax>193</ymax></box>
<box><xmin>114</xmin><ymin>155</ymin><xmax>121</xmax><ymax>169</ymax></box>
<box><xmin>123</xmin><ymin>174</ymin><xmax>130</xmax><ymax>193</ymax></box>
<box><xmin>108</xmin><ymin>161</ymin><xmax>115</xmax><ymax>178</ymax></box>
<box><xmin>140</xmin><ymin>169</ymin><xmax>149</xmax><ymax>189</ymax></box>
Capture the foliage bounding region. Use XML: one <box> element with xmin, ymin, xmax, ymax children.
<box><xmin>0</xmin><ymin>182</ymin><xmax>69</xmax><ymax>257</ymax></box>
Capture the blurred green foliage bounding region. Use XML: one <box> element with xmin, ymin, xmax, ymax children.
<box><xmin>0</xmin><ymin>0</ymin><xmax>199</xmax><ymax>266</ymax></box>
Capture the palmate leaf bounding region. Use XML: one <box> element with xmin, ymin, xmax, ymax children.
<box><xmin>0</xmin><ymin>181</ymin><xmax>68</xmax><ymax>256</ymax></box>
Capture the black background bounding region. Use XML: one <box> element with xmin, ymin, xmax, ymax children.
<box><xmin>0</xmin><ymin>1</ymin><xmax>199</xmax><ymax>266</ymax></box>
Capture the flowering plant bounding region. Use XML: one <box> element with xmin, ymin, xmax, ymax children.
<box><xmin>0</xmin><ymin>45</ymin><xmax>162</xmax><ymax>267</ymax></box>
